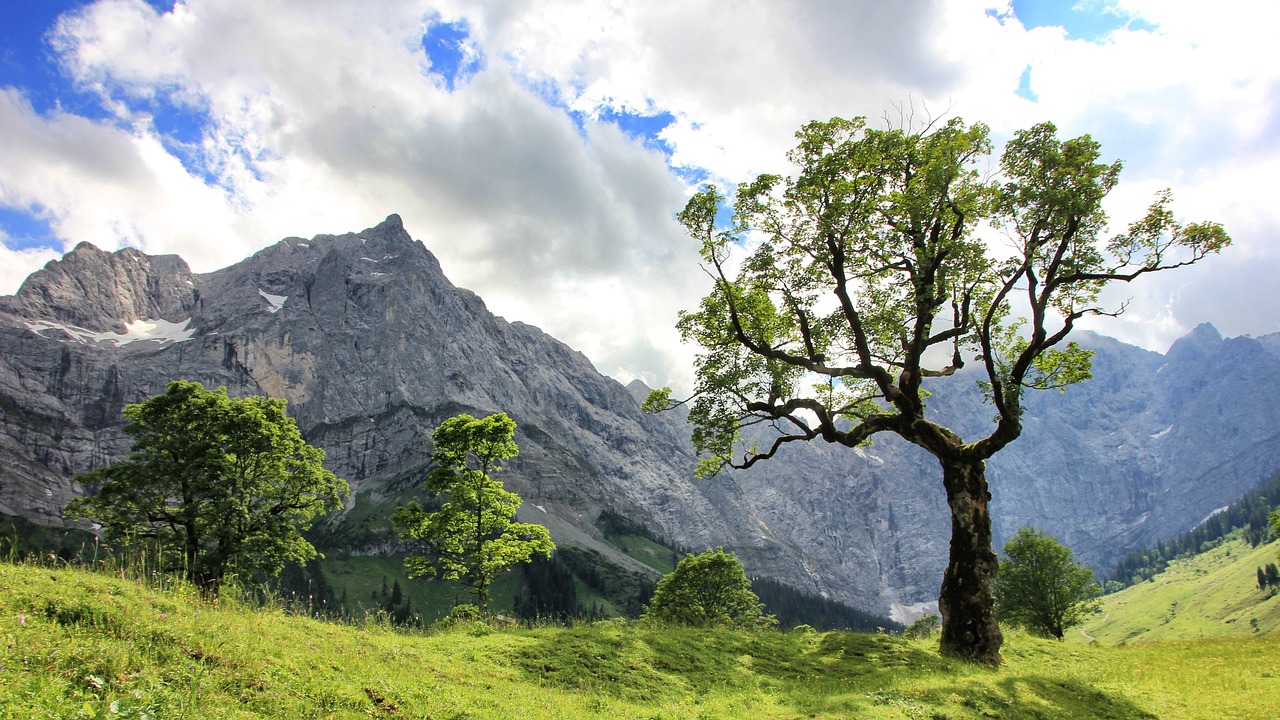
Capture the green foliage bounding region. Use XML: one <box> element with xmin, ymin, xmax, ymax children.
<box><xmin>750</xmin><ymin>575</ymin><xmax>900</xmax><ymax>633</ymax></box>
<box><xmin>0</xmin><ymin>513</ymin><xmax>96</xmax><ymax>562</ymax></box>
<box><xmin>675</xmin><ymin>117</ymin><xmax>1200</xmax><ymax>469</ymax></box>
<box><xmin>391</xmin><ymin>412</ymin><xmax>553</xmax><ymax>611</ymax></box>
<box><xmin>594</xmin><ymin>509</ymin><xmax>898</xmax><ymax>629</ymax></box>
<box><xmin>660</xmin><ymin>111</ymin><xmax>1228</xmax><ymax>662</ymax></box>
<box><xmin>557</xmin><ymin>545</ymin><xmax>656</xmax><ymax>617</ymax></box>
<box><xmin>63</xmin><ymin>380</ymin><xmax>348</xmax><ymax>590</ymax></box>
<box><xmin>672</xmin><ymin>113</ymin><xmax>1229</xmax><ymax>472</ymax></box>
<box><xmin>995</xmin><ymin>527</ymin><xmax>1101</xmax><ymax>639</ymax></box>
<box><xmin>642</xmin><ymin>547</ymin><xmax>776</xmax><ymax>630</ymax></box>
<box><xmin>1260</xmin><ymin>563</ymin><xmax>1280</xmax><ymax>595</ymax></box>
<box><xmin>595</xmin><ymin>507</ymin><xmax>662</xmax><ymax>543</ymax></box>
<box><xmin>515</xmin><ymin>552</ymin><xmax>581</xmax><ymax>621</ymax></box>
<box><xmin>903</xmin><ymin>613</ymin><xmax>941</xmax><ymax>640</ymax></box>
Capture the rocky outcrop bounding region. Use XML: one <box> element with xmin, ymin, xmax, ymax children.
<box><xmin>0</xmin><ymin>242</ymin><xmax>197</xmax><ymax>333</ymax></box>
<box><xmin>2</xmin><ymin>214</ymin><xmax>1278</xmax><ymax>619</ymax></box>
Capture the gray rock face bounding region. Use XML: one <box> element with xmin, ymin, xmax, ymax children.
<box><xmin>0</xmin><ymin>216</ymin><xmax>770</xmax><ymax>583</ymax></box>
<box><xmin>2</xmin><ymin>214</ymin><xmax>1277</xmax><ymax>620</ymax></box>
<box><xmin>1</xmin><ymin>242</ymin><xmax>197</xmax><ymax>333</ymax></box>
<box><xmin>726</xmin><ymin>323</ymin><xmax>1280</xmax><ymax>614</ymax></box>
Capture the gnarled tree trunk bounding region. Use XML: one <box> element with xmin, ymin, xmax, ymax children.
<box><xmin>938</xmin><ymin>457</ymin><xmax>1002</xmax><ymax>664</ymax></box>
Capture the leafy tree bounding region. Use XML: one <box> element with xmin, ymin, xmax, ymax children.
<box><xmin>391</xmin><ymin>412</ymin><xmax>553</xmax><ymax>611</ymax></box>
<box><xmin>64</xmin><ymin>380</ymin><xmax>348</xmax><ymax>590</ymax></box>
<box><xmin>903</xmin><ymin>613</ymin><xmax>941</xmax><ymax>640</ymax></box>
<box><xmin>1265</xmin><ymin>563</ymin><xmax>1280</xmax><ymax>595</ymax></box>
<box><xmin>642</xmin><ymin>547</ymin><xmax>776</xmax><ymax>629</ymax></box>
<box><xmin>993</xmin><ymin>527</ymin><xmax>1101</xmax><ymax>639</ymax></box>
<box><xmin>646</xmin><ymin>115</ymin><xmax>1228</xmax><ymax>662</ymax></box>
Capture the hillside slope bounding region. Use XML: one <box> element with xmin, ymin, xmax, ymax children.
<box><xmin>3</xmin><ymin>560</ymin><xmax>1278</xmax><ymax>719</ymax></box>
<box><xmin>1075</xmin><ymin>533</ymin><xmax>1280</xmax><ymax>644</ymax></box>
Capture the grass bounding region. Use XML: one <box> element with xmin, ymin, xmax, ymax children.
<box><xmin>604</xmin><ymin>533</ymin><xmax>679</xmax><ymax>575</ymax></box>
<box><xmin>1075</xmin><ymin>534</ymin><xmax>1280</xmax><ymax>644</ymax></box>
<box><xmin>3</xmin><ymin>559</ymin><xmax>1278</xmax><ymax>718</ymax></box>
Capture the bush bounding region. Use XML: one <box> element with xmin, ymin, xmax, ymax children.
<box><xmin>641</xmin><ymin>547</ymin><xmax>776</xmax><ymax>630</ymax></box>
<box><xmin>902</xmin><ymin>613</ymin><xmax>940</xmax><ymax>640</ymax></box>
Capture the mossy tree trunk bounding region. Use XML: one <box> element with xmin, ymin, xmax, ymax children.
<box><xmin>937</xmin><ymin>457</ymin><xmax>1002</xmax><ymax>665</ymax></box>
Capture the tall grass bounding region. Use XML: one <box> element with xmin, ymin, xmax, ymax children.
<box><xmin>3</xmin><ymin>555</ymin><xmax>1277</xmax><ymax>719</ymax></box>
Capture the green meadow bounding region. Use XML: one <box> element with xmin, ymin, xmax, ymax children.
<box><xmin>1076</xmin><ymin>533</ymin><xmax>1280</xmax><ymax>644</ymax></box>
<box><xmin>3</xmin><ymin>558</ymin><xmax>1277</xmax><ymax>719</ymax></box>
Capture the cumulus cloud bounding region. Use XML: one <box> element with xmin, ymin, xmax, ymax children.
<box><xmin>0</xmin><ymin>0</ymin><xmax>1276</xmax><ymax>394</ymax></box>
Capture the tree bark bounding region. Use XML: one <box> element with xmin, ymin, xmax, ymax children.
<box><xmin>937</xmin><ymin>457</ymin><xmax>1003</xmax><ymax>664</ymax></box>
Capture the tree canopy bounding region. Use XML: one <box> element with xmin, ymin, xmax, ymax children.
<box><xmin>391</xmin><ymin>412</ymin><xmax>553</xmax><ymax>611</ymax></box>
<box><xmin>647</xmin><ymin>114</ymin><xmax>1228</xmax><ymax>663</ymax></box>
<box><xmin>1270</xmin><ymin>506</ymin><xmax>1280</xmax><ymax>559</ymax></box>
<box><xmin>64</xmin><ymin>380</ymin><xmax>348</xmax><ymax>589</ymax></box>
<box><xmin>642</xmin><ymin>547</ymin><xmax>775</xmax><ymax>630</ymax></box>
<box><xmin>994</xmin><ymin>527</ymin><xmax>1101</xmax><ymax>639</ymax></box>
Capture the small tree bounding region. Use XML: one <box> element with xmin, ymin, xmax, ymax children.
<box><xmin>1265</xmin><ymin>563</ymin><xmax>1280</xmax><ymax>595</ymax></box>
<box><xmin>642</xmin><ymin>547</ymin><xmax>776</xmax><ymax>630</ymax></box>
<box><xmin>903</xmin><ymin>613</ymin><xmax>941</xmax><ymax>640</ymax></box>
<box><xmin>391</xmin><ymin>412</ymin><xmax>553</xmax><ymax>612</ymax></box>
<box><xmin>64</xmin><ymin>380</ymin><xmax>348</xmax><ymax>590</ymax></box>
<box><xmin>994</xmin><ymin>527</ymin><xmax>1101</xmax><ymax>639</ymax></box>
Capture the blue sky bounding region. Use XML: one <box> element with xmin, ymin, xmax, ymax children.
<box><xmin>0</xmin><ymin>0</ymin><xmax>1276</xmax><ymax>390</ymax></box>
<box><xmin>1006</xmin><ymin>0</ymin><xmax>1156</xmax><ymax>40</ymax></box>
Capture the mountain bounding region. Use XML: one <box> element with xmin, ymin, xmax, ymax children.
<box><xmin>2</xmin><ymin>215</ymin><xmax>1279</xmax><ymax>620</ymax></box>
<box><xmin>0</xmin><ymin>216</ymin><xmax>809</xmax><ymax>593</ymax></box>
<box><xmin>725</xmin><ymin>322</ymin><xmax>1280</xmax><ymax>616</ymax></box>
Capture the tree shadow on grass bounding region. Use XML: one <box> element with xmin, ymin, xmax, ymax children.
<box><xmin>934</xmin><ymin>674</ymin><xmax>1159</xmax><ymax>719</ymax></box>
<box><xmin>510</xmin><ymin>626</ymin><xmax>950</xmax><ymax>706</ymax></box>
<box><xmin>511</xmin><ymin>627</ymin><xmax>1160</xmax><ymax>718</ymax></box>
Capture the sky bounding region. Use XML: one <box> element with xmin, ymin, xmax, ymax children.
<box><xmin>1</xmin><ymin>0</ymin><xmax>1278</xmax><ymax>394</ymax></box>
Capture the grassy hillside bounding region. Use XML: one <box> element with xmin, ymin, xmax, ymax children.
<box><xmin>1075</xmin><ymin>533</ymin><xmax>1280</xmax><ymax>644</ymax></box>
<box><xmin>3</xmin><ymin>560</ymin><xmax>1278</xmax><ymax>719</ymax></box>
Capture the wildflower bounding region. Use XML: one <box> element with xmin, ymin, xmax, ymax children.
<box><xmin>16</xmin><ymin>615</ymin><xmax>24</xmax><ymax>626</ymax></box>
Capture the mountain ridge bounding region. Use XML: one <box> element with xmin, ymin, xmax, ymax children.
<box><xmin>2</xmin><ymin>214</ymin><xmax>1277</xmax><ymax>620</ymax></box>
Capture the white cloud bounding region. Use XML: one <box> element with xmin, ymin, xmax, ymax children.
<box><xmin>0</xmin><ymin>240</ymin><xmax>61</xmax><ymax>300</ymax></box>
<box><xmin>1</xmin><ymin>0</ymin><xmax>1277</xmax><ymax>396</ymax></box>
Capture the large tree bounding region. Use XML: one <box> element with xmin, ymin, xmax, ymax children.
<box><xmin>391</xmin><ymin>412</ymin><xmax>554</xmax><ymax>612</ymax></box>
<box><xmin>646</xmin><ymin>116</ymin><xmax>1229</xmax><ymax>663</ymax></box>
<box><xmin>994</xmin><ymin>527</ymin><xmax>1101</xmax><ymax>639</ymax></box>
<box><xmin>65</xmin><ymin>380</ymin><xmax>348</xmax><ymax>589</ymax></box>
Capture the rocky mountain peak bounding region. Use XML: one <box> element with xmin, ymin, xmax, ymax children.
<box><xmin>1164</xmin><ymin>322</ymin><xmax>1223</xmax><ymax>364</ymax></box>
<box><xmin>625</xmin><ymin>378</ymin><xmax>652</xmax><ymax>404</ymax></box>
<box><xmin>0</xmin><ymin>241</ymin><xmax>196</xmax><ymax>332</ymax></box>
